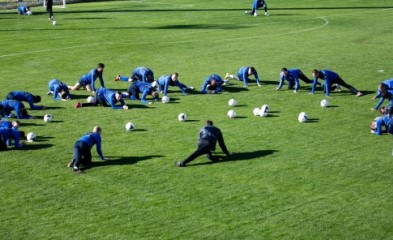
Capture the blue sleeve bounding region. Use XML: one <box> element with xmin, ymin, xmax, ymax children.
<box><xmin>120</xmin><ymin>76</ymin><xmax>129</xmax><ymax>82</ymax></box>
<box><xmin>277</xmin><ymin>75</ymin><xmax>285</xmax><ymax>89</ymax></box>
<box><xmin>375</xmin><ymin>117</ymin><xmax>383</xmax><ymax>135</ymax></box>
<box><xmin>163</xmin><ymin>78</ymin><xmax>170</xmax><ymax>96</ymax></box>
<box><xmin>375</xmin><ymin>90</ymin><xmax>382</xmax><ymax>98</ymax></box>
<box><xmin>293</xmin><ymin>76</ymin><xmax>300</xmax><ymax>92</ymax></box>
<box><xmin>201</xmin><ymin>79</ymin><xmax>209</xmax><ymax>94</ymax></box>
<box><xmin>141</xmin><ymin>89</ymin><xmax>149</xmax><ymax>101</ymax></box>
<box><xmin>53</xmin><ymin>85</ymin><xmax>60</xmax><ymax>100</ymax></box>
<box><xmin>374</xmin><ymin>98</ymin><xmax>385</xmax><ymax>110</ymax></box>
<box><xmin>142</xmin><ymin>73</ymin><xmax>147</xmax><ymax>83</ymax></box>
<box><xmin>99</xmin><ymin>75</ymin><xmax>105</xmax><ymax>88</ymax></box>
<box><xmin>253</xmin><ymin>71</ymin><xmax>260</xmax><ymax>84</ymax></box>
<box><xmin>91</xmin><ymin>74</ymin><xmax>96</xmax><ymax>91</ymax></box>
<box><xmin>311</xmin><ymin>77</ymin><xmax>318</xmax><ymax>94</ymax></box>
<box><xmin>15</xmin><ymin>104</ymin><xmax>21</xmax><ymax>119</ymax></box>
<box><xmin>95</xmin><ymin>136</ymin><xmax>104</xmax><ymax>159</ymax></box>
<box><xmin>12</xmin><ymin>129</ymin><xmax>22</xmax><ymax>148</ymax></box>
<box><xmin>242</xmin><ymin>71</ymin><xmax>248</xmax><ymax>86</ymax></box>
<box><xmin>215</xmin><ymin>83</ymin><xmax>223</xmax><ymax>93</ymax></box>
<box><xmin>27</xmin><ymin>96</ymin><xmax>43</xmax><ymax>110</ymax></box>
<box><xmin>175</xmin><ymin>81</ymin><xmax>186</xmax><ymax>94</ymax></box>
<box><xmin>324</xmin><ymin>77</ymin><xmax>330</xmax><ymax>96</ymax></box>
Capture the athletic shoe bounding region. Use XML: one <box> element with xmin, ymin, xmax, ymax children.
<box><xmin>265</xmin><ymin>12</ymin><xmax>269</xmax><ymax>16</ymax></box>
<box><xmin>75</xmin><ymin>102</ymin><xmax>82</xmax><ymax>108</ymax></box>
<box><xmin>223</xmin><ymin>80</ymin><xmax>229</xmax><ymax>85</ymax></box>
<box><xmin>335</xmin><ymin>84</ymin><xmax>342</xmax><ymax>92</ymax></box>
<box><xmin>47</xmin><ymin>91</ymin><xmax>52</xmax><ymax>95</ymax></box>
<box><xmin>175</xmin><ymin>161</ymin><xmax>185</xmax><ymax>167</ymax></box>
<box><xmin>224</xmin><ymin>73</ymin><xmax>230</xmax><ymax>80</ymax></box>
<box><xmin>73</xmin><ymin>168</ymin><xmax>83</xmax><ymax>174</ymax></box>
<box><xmin>356</xmin><ymin>92</ymin><xmax>363</xmax><ymax>97</ymax></box>
<box><xmin>186</xmin><ymin>86</ymin><xmax>194</xmax><ymax>90</ymax></box>
<box><xmin>114</xmin><ymin>75</ymin><xmax>121</xmax><ymax>81</ymax></box>
<box><xmin>67</xmin><ymin>160</ymin><xmax>74</xmax><ymax>168</ymax></box>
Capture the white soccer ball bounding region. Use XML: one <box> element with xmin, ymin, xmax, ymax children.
<box><xmin>178</xmin><ymin>113</ymin><xmax>187</xmax><ymax>122</ymax></box>
<box><xmin>125</xmin><ymin>122</ymin><xmax>135</xmax><ymax>131</ymax></box>
<box><xmin>298</xmin><ymin>112</ymin><xmax>308</xmax><ymax>123</ymax></box>
<box><xmin>253</xmin><ymin>108</ymin><xmax>261</xmax><ymax>116</ymax></box>
<box><xmin>320</xmin><ymin>99</ymin><xmax>329</xmax><ymax>108</ymax></box>
<box><xmin>27</xmin><ymin>11</ymin><xmax>32</xmax><ymax>15</ymax></box>
<box><xmin>260</xmin><ymin>104</ymin><xmax>270</xmax><ymax>117</ymax></box>
<box><xmin>87</xmin><ymin>96</ymin><xmax>97</xmax><ymax>104</ymax></box>
<box><xmin>228</xmin><ymin>99</ymin><xmax>237</xmax><ymax>107</ymax></box>
<box><xmin>26</xmin><ymin>132</ymin><xmax>36</xmax><ymax>142</ymax></box>
<box><xmin>43</xmin><ymin>114</ymin><xmax>53</xmax><ymax>122</ymax></box>
<box><xmin>227</xmin><ymin>110</ymin><xmax>236</xmax><ymax>118</ymax></box>
<box><xmin>52</xmin><ymin>21</ymin><xmax>57</xmax><ymax>26</ymax></box>
<box><xmin>162</xmin><ymin>96</ymin><xmax>170</xmax><ymax>104</ymax></box>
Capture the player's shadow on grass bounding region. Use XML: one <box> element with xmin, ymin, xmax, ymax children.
<box><xmin>262</xmin><ymin>80</ymin><xmax>279</xmax><ymax>86</ymax></box>
<box><xmin>225</xmin><ymin>86</ymin><xmax>249</xmax><ymax>93</ymax></box>
<box><xmin>86</xmin><ymin>155</ymin><xmax>164</xmax><ymax>169</ymax></box>
<box><xmin>20</xmin><ymin>122</ymin><xmax>42</xmax><ymax>126</ymax></box>
<box><xmin>22</xmin><ymin>143</ymin><xmax>54</xmax><ymax>150</ymax></box>
<box><xmin>34</xmin><ymin>136</ymin><xmax>55</xmax><ymax>142</ymax></box>
<box><xmin>42</xmin><ymin>106</ymin><xmax>64</xmax><ymax>110</ymax></box>
<box><xmin>191</xmin><ymin>150</ymin><xmax>278</xmax><ymax>166</ymax></box>
<box><xmin>71</xmin><ymin>95</ymin><xmax>90</xmax><ymax>100</ymax></box>
<box><xmin>151</xmin><ymin>24</ymin><xmax>250</xmax><ymax>30</ymax></box>
<box><xmin>305</xmin><ymin>118</ymin><xmax>319</xmax><ymax>123</ymax></box>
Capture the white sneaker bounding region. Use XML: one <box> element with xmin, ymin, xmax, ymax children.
<box><xmin>265</xmin><ymin>12</ymin><xmax>269</xmax><ymax>16</ymax></box>
<box><xmin>335</xmin><ymin>84</ymin><xmax>342</xmax><ymax>92</ymax></box>
<box><xmin>254</xmin><ymin>12</ymin><xmax>258</xmax><ymax>17</ymax></box>
<box><xmin>224</xmin><ymin>73</ymin><xmax>229</xmax><ymax>80</ymax></box>
<box><xmin>187</xmin><ymin>86</ymin><xmax>194</xmax><ymax>90</ymax></box>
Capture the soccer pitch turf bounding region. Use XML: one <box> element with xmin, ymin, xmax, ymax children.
<box><xmin>1</xmin><ymin>0</ymin><xmax>393</xmax><ymax>239</ymax></box>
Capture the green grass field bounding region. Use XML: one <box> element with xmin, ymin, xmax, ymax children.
<box><xmin>1</xmin><ymin>0</ymin><xmax>393</xmax><ymax>239</ymax></box>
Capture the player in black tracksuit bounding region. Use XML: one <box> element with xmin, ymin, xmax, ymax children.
<box><xmin>176</xmin><ymin>120</ymin><xmax>231</xmax><ymax>167</ymax></box>
<box><xmin>46</xmin><ymin>0</ymin><xmax>53</xmax><ymax>20</ymax></box>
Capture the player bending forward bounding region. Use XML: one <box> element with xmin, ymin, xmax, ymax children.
<box><xmin>246</xmin><ymin>0</ymin><xmax>269</xmax><ymax>16</ymax></box>
<box><xmin>176</xmin><ymin>120</ymin><xmax>232</xmax><ymax>167</ymax></box>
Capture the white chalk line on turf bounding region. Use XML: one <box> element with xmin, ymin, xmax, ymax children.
<box><xmin>0</xmin><ymin>7</ymin><xmax>391</xmax><ymax>58</ymax></box>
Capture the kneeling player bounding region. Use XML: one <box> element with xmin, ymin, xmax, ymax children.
<box><xmin>310</xmin><ymin>69</ymin><xmax>363</xmax><ymax>97</ymax></box>
<box><xmin>201</xmin><ymin>74</ymin><xmax>224</xmax><ymax>94</ymax></box>
<box><xmin>275</xmin><ymin>68</ymin><xmax>318</xmax><ymax>93</ymax></box>
<box><xmin>155</xmin><ymin>73</ymin><xmax>193</xmax><ymax>96</ymax></box>
<box><xmin>225</xmin><ymin>66</ymin><xmax>261</xmax><ymax>88</ymax></box>
<box><xmin>68</xmin><ymin>126</ymin><xmax>109</xmax><ymax>173</ymax></box>
<box><xmin>68</xmin><ymin>63</ymin><xmax>105</xmax><ymax>94</ymax></box>
<box><xmin>176</xmin><ymin>120</ymin><xmax>231</xmax><ymax>167</ymax></box>
<box><xmin>6</xmin><ymin>91</ymin><xmax>45</xmax><ymax>110</ymax></box>
<box><xmin>48</xmin><ymin>79</ymin><xmax>71</xmax><ymax>101</ymax></box>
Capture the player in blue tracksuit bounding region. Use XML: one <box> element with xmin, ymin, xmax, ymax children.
<box><xmin>0</xmin><ymin>127</ymin><xmax>24</xmax><ymax>150</ymax></box>
<box><xmin>135</xmin><ymin>82</ymin><xmax>159</xmax><ymax>103</ymax></box>
<box><xmin>201</xmin><ymin>74</ymin><xmax>224</xmax><ymax>94</ymax></box>
<box><xmin>48</xmin><ymin>79</ymin><xmax>71</xmax><ymax>101</ymax></box>
<box><xmin>131</xmin><ymin>67</ymin><xmax>154</xmax><ymax>83</ymax></box>
<box><xmin>311</xmin><ymin>69</ymin><xmax>363</xmax><ymax>97</ymax></box>
<box><xmin>68</xmin><ymin>126</ymin><xmax>109</xmax><ymax>173</ymax></box>
<box><xmin>69</xmin><ymin>63</ymin><xmax>105</xmax><ymax>93</ymax></box>
<box><xmin>0</xmin><ymin>100</ymin><xmax>33</xmax><ymax>119</ymax></box>
<box><xmin>156</xmin><ymin>73</ymin><xmax>193</xmax><ymax>96</ymax></box>
<box><xmin>246</xmin><ymin>0</ymin><xmax>269</xmax><ymax>16</ymax></box>
<box><xmin>370</xmin><ymin>113</ymin><xmax>393</xmax><ymax>136</ymax></box>
<box><xmin>372</xmin><ymin>79</ymin><xmax>393</xmax><ymax>110</ymax></box>
<box><xmin>0</xmin><ymin>120</ymin><xmax>20</xmax><ymax>129</ymax></box>
<box><xmin>95</xmin><ymin>87</ymin><xmax>128</xmax><ymax>109</ymax></box>
<box><xmin>225</xmin><ymin>67</ymin><xmax>261</xmax><ymax>88</ymax></box>
<box><xmin>6</xmin><ymin>91</ymin><xmax>44</xmax><ymax>110</ymax></box>
<box><xmin>176</xmin><ymin>120</ymin><xmax>231</xmax><ymax>167</ymax></box>
<box><xmin>17</xmin><ymin>6</ymin><xmax>30</xmax><ymax>15</ymax></box>
<box><xmin>275</xmin><ymin>68</ymin><xmax>317</xmax><ymax>93</ymax></box>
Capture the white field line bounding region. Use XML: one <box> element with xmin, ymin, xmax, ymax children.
<box><xmin>0</xmin><ymin>8</ymin><xmax>391</xmax><ymax>59</ymax></box>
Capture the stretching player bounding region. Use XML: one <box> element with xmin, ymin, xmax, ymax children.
<box><xmin>17</xmin><ymin>6</ymin><xmax>30</xmax><ymax>15</ymax></box>
<box><xmin>67</xmin><ymin>126</ymin><xmax>109</xmax><ymax>173</ymax></box>
<box><xmin>48</xmin><ymin>79</ymin><xmax>71</xmax><ymax>101</ymax></box>
<box><xmin>370</xmin><ymin>112</ymin><xmax>393</xmax><ymax>136</ymax></box>
<box><xmin>0</xmin><ymin>100</ymin><xmax>34</xmax><ymax>119</ymax></box>
<box><xmin>201</xmin><ymin>74</ymin><xmax>224</xmax><ymax>94</ymax></box>
<box><xmin>130</xmin><ymin>67</ymin><xmax>154</xmax><ymax>83</ymax></box>
<box><xmin>246</xmin><ymin>0</ymin><xmax>269</xmax><ymax>16</ymax></box>
<box><xmin>372</xmin><ymin>79</ymin><xmax>393</xmax><ymax>110</ymax></box>
<box><xmin>0</xmin><ymin>120</ymin><xmax>20</xmax><ymax>129</ymax></box>
<box><xmin>75</xmin><ymin>87</ymin><xmax>128</xmax><ymax>110</ymax></box>
<box><xmin>134</xmin><ymin>82</ymin><xmax>159</xmax><ymax>103</ymax></box>
<box><xmin>176</xmin><ymin>120</ymin><xmax>231</xmax><ymax>167</ymax></box>
<box><xmin>225</xmin><ymin>66</ymin><xmax>261</xmax><ymax>88</ymax></box>
<box><xmin>275</xmin><ymin>68</ymin><xmax>318</xmax><ymax>93</ymax></box>
<box><xmin>6</xmin><ymin>91</ymin><xmax>45</xmax><ymax>110</ymax></box>
<box><xmin>68</xmin><ymin>63</ymin><xmax>105</xmax><ymax>94</ymax></box>
<box><xmin>0</xmin><ymin>127</ymin><xmax>24</xmax><ymax>150</ymax></box>
<box><xmin>155</xmin><ymin>73</ymin><xmax>193</xmax><ymax>96</ymax></box>
<box><xmin>311</xmin><ymin>69</ymin><xmax>363</xmax><ymax>97</ymax></box>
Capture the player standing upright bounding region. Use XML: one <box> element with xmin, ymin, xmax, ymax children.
<box><xmin>45</xmin><ymin>0</ymin><xmax>54</xmax><ymax>20</ymax></box>
<box><xmin>246</xmin><ymin>0</ymin><xmax>269</xmax><ymax>16</ymax></box>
